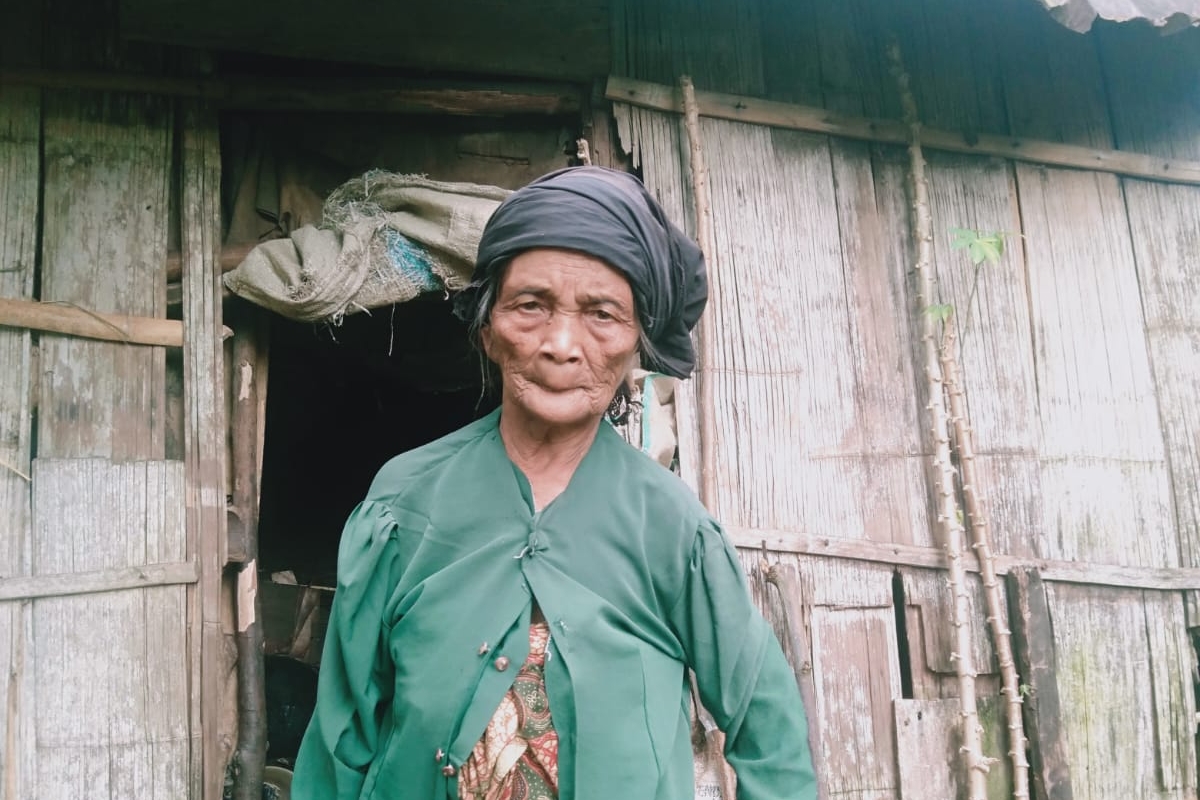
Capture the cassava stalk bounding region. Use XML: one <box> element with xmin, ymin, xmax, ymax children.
<box><xmin>887</xmin><ymin>42</ymin><xmax>989</xmax><ymax>800</ymax></box>
<box><xmin>941</xmin><ymin>323</ymin><xmax>1031</xmax><ymax>799</ymax></box>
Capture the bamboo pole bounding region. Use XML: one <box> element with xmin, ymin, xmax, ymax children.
<box><xmin>887</xmin><ymin>43</ymin><xmax>989</xmax><ymax>800</ymax></box>
<box><xmin>679</xmin><ymin>74</ymin><xmax>737</xmax><ymax>800</ymax></box>
<box><xmin>942</xmin><ymin>324</ymin><xmax>1031</xmax><ymax>798</ymax></box>
<box><xmin>0</xmin><ymin>296</ymin><xmax>231</xmax><ymax>347</ymax></box>
<box><xmin>679</xmin><ymin>74</ymin><xmax>720</xmax><ymax>514</ymax></box>
<box><xmin>165</xmin><ymin>242</ymin><xmax>255</xmax><ymax>282</ymax></box>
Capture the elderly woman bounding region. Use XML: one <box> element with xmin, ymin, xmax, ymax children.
<box><xmin>293</xmin><ymin>167</ymin><xmax>815</xmax><ymax>800</ymax></box>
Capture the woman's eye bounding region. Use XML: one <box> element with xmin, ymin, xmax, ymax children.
<box><xmin>517</xmin><ymin>301</ymin><xmax>542</xmax><ymax>312</ymax></box>
<box><xmin>591</xmin><ymin>309</ymin><xmax>615</xmax><ymax>321</ymax></box>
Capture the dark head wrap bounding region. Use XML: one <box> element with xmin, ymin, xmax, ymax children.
<box><xmin>453</xmin><ymin>166</ymin><xmax>708</xmax><ymax>379</ymax></box>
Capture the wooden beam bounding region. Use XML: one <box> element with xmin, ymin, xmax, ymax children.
<box><xmin>0</xmin><ymin>296</ymin><xmax>232</xmax><ymax>346</ymax></box>
<box><xmin>728</xmin><ymin>526</ymin><xmax>1200</xmax><ymax>591</ymax></box>
<box><xmin>1</xmin><ymin>68</ymin><xmax>585</xmax><ymax>117</ymax></box>
<box><xmin>1006</xmin><ymin>568</ymin><xmax>1074</xmax><ymax>800</ymax></box>
<box><xmin>606</xmin><ymin>75</ymin><xmax>1200</xmax><ymax>187</ymax></box>
<box><xmin>0</xmin><ymin>561</ymin><xmax>197</xmax><ymax>601</ymax></box>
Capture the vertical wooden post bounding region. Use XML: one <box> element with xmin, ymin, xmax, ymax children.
<box><xmin>1007</xmin><ymin>568</ymin><xmax>1074</xmax><ymax>800</ymax></box>
<box><xmin>180</xmin><ymin>100</ymin><xmax>229</xmax><ymax>800</ymax></box>
<box><xmin>229</xmin><ymin>317</ymin><xmax>267</xmax><ymax>800</ymax></box>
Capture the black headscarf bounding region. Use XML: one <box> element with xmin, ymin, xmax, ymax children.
<box><xmin>453</xmin><ymin>166</ymin><xmax>708</xmax><ymax>379</ymax></box>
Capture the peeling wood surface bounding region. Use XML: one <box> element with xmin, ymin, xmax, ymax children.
<box><xmin>1046</xmin><ymin>584</ymin><xmax>1196</xmax><ymax>799</ymax></box>
<box><xmin>28</xmin><ymin>459</ymin><xmax>189</xmax><ymax>799</ymax></box>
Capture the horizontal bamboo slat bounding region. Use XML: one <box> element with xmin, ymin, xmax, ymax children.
<box><xmin>0</xmin><ymin>561</ymin><xmax>198</xmax><ymax>602</ymax></box>
<box><xmin>606</xmin><ymin>75</ymin><xmax>1200</xmax><ymax>186</ymax></box>
<box><xmin>729</xmin><ymin>527</ymin><xmax>1200</xmax><ymax>591</ymax></box>
<box><xmin>0</xmin><ymin>297</ymin><xmax>231</xmax><ymax>347</ymax></box>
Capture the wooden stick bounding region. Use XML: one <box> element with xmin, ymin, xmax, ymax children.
<box><xmin>0</xmin><ymin>296</ymin><xmax>230</xmax><ymax>347</ymax></box>
<box><xmin>887</xmin><ymin>43</ymin><xmax>989</xmax><ymax>800</ymax></box>
<box><xmin>943</xmin><ymin>324</ymin><xmax>1031</xmax><ymax>798</ymax></box>
<box><xmin>1</xmin><ymin>68</ymin><xmax>584</xmax><ymax>117</ymax></box>
<box><xmin>165</xmin><ymin>242</ymin><xmax>255</xmax><ymax>282</ymax></box>
<box><xmin>679</xmin><ymin>74</ymin><xmax>739</xmax><ymax>800</ymax></box>
<box><xmin>606</xmin><ymin>75</ymin><xmax>1200</xmax><ymax>188</ymax></box>
<box><xmin>0</xmin><ymin>561</ymin><xmax>198</xmax><ymax>602</ymax></box>
<box><xmin>679</xmin><ymin>74</ymin><xmax>721</xmax><ymax>517</ymax></box>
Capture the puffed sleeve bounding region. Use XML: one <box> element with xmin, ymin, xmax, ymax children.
<box><xmin>669</xmin><ymin>517</ymin><xmax>818</xmax><ymax>800</ymax></box>
<box><xmin>292</xmin><ymin>501</ymin><xmax>404</xmax><ymax>800</ymax></box>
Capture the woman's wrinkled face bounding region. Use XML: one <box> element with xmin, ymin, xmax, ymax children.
<box><xmin>482</xmin><ymin>248</ymin><xmax>640</xmax><ymax>432</ymax></box>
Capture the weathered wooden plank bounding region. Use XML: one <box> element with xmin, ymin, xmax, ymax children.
<box><xmin>1143</xmin><ymin>590</ymin><xmax>1198</xmax><ymax>792</ymax></box>
<box><xmin>1006</xmin><ymin>568</ymin><xmax>1074</xmax><ymax>800</ymax></box>
<box><xmin>1045</xmin><ymin>583</ymin><xmax>1192</xmax><ymax>800</ymax></box>
<box><xmin>809</xmin><ymin>604</ymin><xmax>900</xmax><ymax>798</ymax></box>
<box><xmin>29</xmin><ymin>459</ymin><xmax>190</xmax><ymax>800</ymax></box>
<box><xmin>1122</xmin><ymin>183</ymin><xmax>1200</xmax><ymax>623</ymax></box>
<box><xmin>37</xmin><ymin>88</ymin><xmax>172</xmax><ymax>460</ymax></box>
<box><xmin>1015</xmin><ymin>165</ymin><xmax>1177</xmax><ymax>568</ymax></box>
<box><xmin>180</xmin><ymin>102</ymin><xmax>230</xmax><ymax>800</ymax></box>
<box><xmin>894</xmin><ymin>696</ymin><xmax>1011</xmax><ymax>800</ymax></box>
<box><xmin>634</xmin><ymin>113</ymin><xmax>931</xmax><ymax>544</ymax></box>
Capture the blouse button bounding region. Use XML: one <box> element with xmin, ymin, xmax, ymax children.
<box><xmin>442</xmin><ymin>764</ymin><xmax>457</xmax><ymax>777</ymax></box>
<box><xmin>477</xmin><ymin>642</ymin><xmax>490</xmax><ymax>656</ymax></box>
<box><xmin>493</xmin><ymin>656</ymin><xmax>510</xmax><ymax>672</ymax></box>
<box><xmin>434</xmin><ymin>748</ymin><xmax>445</xmax><ymax>762</ymax></box>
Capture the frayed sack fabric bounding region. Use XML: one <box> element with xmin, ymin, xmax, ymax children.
<box><xmin>224</xmin><ymin>171</ymin><xmax>510</xmax><ymax>322</ymax></box>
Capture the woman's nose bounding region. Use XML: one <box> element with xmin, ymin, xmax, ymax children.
<box><xmin>540</xmin><ymin>311</ymin><xmax>584</xmax><ymax>361</ymax></box>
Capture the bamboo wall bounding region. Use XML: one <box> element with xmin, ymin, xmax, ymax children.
<box><xmin>0</xmin><ymin>2</ymin><xmax>226</xmax><ymax>798</ymax></box>
<box><xmin>613</xmin><ymin>0</ymin><xmax>1200</xmax><ymax>798</ymax></box>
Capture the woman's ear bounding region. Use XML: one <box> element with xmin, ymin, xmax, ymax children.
<box><xmin>479</xmin><ymin>324</ymin><xmax>495</xmax><ymax>360</ymax></box>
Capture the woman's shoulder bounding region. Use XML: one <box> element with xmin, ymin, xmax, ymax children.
<box><xmin>596</xmin><ymin>424</ymin><xmax>710</xmax><ymax>524</ymax></box>
<box><xmin>366</xmin><ymin>411</ymin><xmax>500</xmax><ymax>504</ymax></box>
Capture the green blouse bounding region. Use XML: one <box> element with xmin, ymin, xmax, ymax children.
<box><xmin>293</xmin><ymin>409</ymin><xmax>816</xmax><ymax>800</ymax></box>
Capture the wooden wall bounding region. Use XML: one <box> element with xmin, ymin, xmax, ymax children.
<box><xmin>613</xmin><ymin>0</ymin><xmax>1200</xmax><ymax>798</ymax></box>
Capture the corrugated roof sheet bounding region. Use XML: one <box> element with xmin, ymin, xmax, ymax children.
<box><xmin>1038</xmin><ymin>0</ymin><xmax>1200</xmax><ymax>32</ymax></box>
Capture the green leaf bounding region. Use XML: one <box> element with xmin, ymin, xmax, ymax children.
<box><xmin>950</xmin><ymin>228</ymin><xmax>976</xmax><ymax>250</ymax></box>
